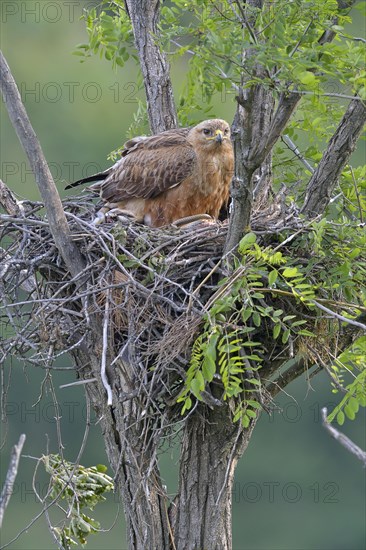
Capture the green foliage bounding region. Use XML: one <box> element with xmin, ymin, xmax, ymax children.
<box><xmin>327</xmin><ymin>337</ymin><xmax>366</xmax><ymax>425</ymax></box>
<box><xmin>42</xmin><ymin>455</ymin><xmax>114</xmax><ymax>548</ymax></box>
<box><xmin>74</xmin><ymin>3</ymin><xmax>134</xmax><ymax>69</ymax></box>
<box><xmin>178</xmin><ymin>223</ymin><xmax>366</xmax><ymax>426</ymax></box>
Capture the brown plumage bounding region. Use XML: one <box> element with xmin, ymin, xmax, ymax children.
<box><xmin>66</xmin><ymin>119</ymin><xmax>234</xmax><ymax>227</ymax></box>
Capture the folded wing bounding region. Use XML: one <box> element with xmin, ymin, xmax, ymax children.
<box><xmin>66</xmin><ymin>127</ymin><xmax>196</xmax><ymax>201</ymax></box>
<box><xmin>99</xmin><ymin>128</ymin><xmax>195</xmax><ymax>202</ymax></box>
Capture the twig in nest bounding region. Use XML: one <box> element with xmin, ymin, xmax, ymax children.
<box><xmin>101</xmin><ymin>288</ymin><xmax>113</xmax><ymax>406</ymax></box>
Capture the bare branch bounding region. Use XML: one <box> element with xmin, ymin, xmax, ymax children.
<box><xmin>301</xmin><ymin>98</ymin><xmax>366</xmax><ymax>217</ymax></box>
<box><xmin>312</xmin><ymin>301</ymin><xmax>366</xmax><ymax>331</ymax></box>
<box><xmin>262</xmin><ymin>92</ymin><xmax>301</xmax><ymax>160</ymax></box>
<box><xmin>281</xmin><ymin>135</ymin><xmax>315</xmax><ymax>173</ymax></box>
<box><xmin>322</xmin><ymin>408</ymin><xmax>366</xmax><ymax>466</ymax></box>
<box><xmin>0</xmin><ymin>434</ymin><xmax>26</xmax><ymax>528</ymax></box>
<box><xmin>0</xmin><ymin>50</ymin><xmax>85</xmax><ymax>278</ymax></box>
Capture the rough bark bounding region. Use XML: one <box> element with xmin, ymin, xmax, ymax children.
<box><xmin>224</xmin><ymin>87</ymin><xmax>302</xmax><ymax>256</ymax></box>
<box><xmin>124</xmin><ymin>0</ymin><xmax>178</xmax><ymax>133</ymax></box>
<box><xmin>301</xmin><ymin>98</ymin><xmax>366</xmax><ymax>217</ymax></box>
<box><xmin>69</xmin><ymin>338</ymin><xmax>260</xmax><ymax>550</ymax></box>
<box><xmin>173</xmin><ymin>405</ymin><xmax>257</xmax><ymax>550</ymax></box>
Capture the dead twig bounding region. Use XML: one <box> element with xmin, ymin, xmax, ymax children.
<box><xmin>322</xmin><ymin>408</ymin><xmax>366</xmax><ymax>466</ymax></box>
<box><xmin>0</xmin><ymin>434</ymin><xmax>26</xmax><ymax>528</ymax></box>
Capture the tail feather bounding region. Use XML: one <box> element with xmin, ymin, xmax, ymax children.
<box><xmin>65</xmin><ymin>168</ymin><xmax>111</xmax><ymax>190</ymax></box>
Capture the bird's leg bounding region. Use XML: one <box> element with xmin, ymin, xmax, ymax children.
<box><xmin>107</xmin><ymin>207</ymin><xmax>137</xmax><ymax>221</ymax></box>
<box><xmin>171</xmin><ymin>213</ymin><xmax>214</xmax><ymax>228</ymax></box>
<box><xmin>92</xmin><ymin>207</ymin><xmax>137</xmax><ymax>225</ymax></box>
<box><xmin>92</xmin><ymin>207</ymin><xmax>109</xmax><ymax>225</ymax></box>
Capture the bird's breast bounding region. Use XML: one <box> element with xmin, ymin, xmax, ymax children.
<box><xmin>196</xmin><ymin>148</ymin><xmax>233</xmax><ymax>195</ymax></box>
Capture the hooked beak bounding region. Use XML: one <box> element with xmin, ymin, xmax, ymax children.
<box><xmin>215</xmin><ymin>129</ymin><xmax>223</xmax><ymax>144</ymax></box>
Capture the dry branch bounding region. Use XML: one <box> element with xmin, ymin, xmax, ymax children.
<box><xmin>301</xmin><ymin>98</ymin><xmax>366</xmax><ymax>217</ymax></box>
<box><xmin>0</xmin><ymin>50</ymin><xmax>85</xmax><ymax>278</ymax></box>
<box><xmin>322</xmin><ymin>408</ymin><xmax>366</xmax><ymax>466</ymax></box>
<box><xmin>0</xmin><ymin>434</ymin><xmax>26</xmax><ymax>528</ymax></box>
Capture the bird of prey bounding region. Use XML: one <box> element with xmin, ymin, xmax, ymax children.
<box><xmin>66</xmin><ymin>119</ymin><xmax>234</xmax><ymax>227</ymax></box>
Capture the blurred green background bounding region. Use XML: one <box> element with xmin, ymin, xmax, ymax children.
<box><xmin>0</xmin><ymin>2</ymin><xmax>365</xmax><ymax>549</ymax></box>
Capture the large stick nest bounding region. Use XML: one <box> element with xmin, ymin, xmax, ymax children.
<box><xmin>1</xmin><ymin>190</ymin><xmax>311</xmax><ymax>424</ymax></box>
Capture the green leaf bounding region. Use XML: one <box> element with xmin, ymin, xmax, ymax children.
<box><xmin>241</xmin><ymin>414</ymin><xmax>250</xmax><ymax>428</ymax></box>
<box><xmin>268</xmin><ymin>269</ymin><xmax>278</xmax><ymax>286</ymax></box>
<box><xmin>273</xmin><ymin>323</ymin><xmax>281</xmax><ymax>339</ymax></box>
<box><xmin>282</xmin><ymin>329</ymin><xmax>290</xmax><ymax>344</ymax></box>
<box><xmin>251</xmin><ymin>292</ymin><xmax>265</xmax><ymax>299</ymax></box>
<box><xmin>242</xmin><ymin>308</ymin><xmax>253</xmax><ymax>322</ymax></box>
<box><xmin>282</xmin><ymin>267</ymin><xmax>299</xmax><ymax>278</ymax></box>
<box><xmin>202</xmin><ymin>333</ymin><xmax>218</xmax><ymax>382</ymax></box>
<box><xmin>282</xmin><ymin>315</ymin><xmax>296</xmax><ymax>322</ymax></box>
<box><xmin>247</xmin><ymin>378</ymin><xmax>261</xmax><ymax>385</ymax></box>
<box><xmin>246</xmin><ymin>400</ymin><xmax>262</xmax><ymax>409</ymax></box>
<box><xmin>291</xmin><ymin>320</ymin><xmax>307</xmax><ymax>327</ymax></box>
<box><xmin>344</xmin><ymin>404</ymin><xmax>356</xmax><ymax>420</ymax></box>
<box><xmin>336</xmin><ymin>410</ymin><xmax>345</xmax><ymax>426</ymax></box>
<box><xmin>298</xmin><ymin>71</ymin><xmax>316</xmax><ymax>86</ymax></box>
<box><xmin>202</xmin><ymin>358</ymin><xmax>215</xmax><ymax>382</ymax></box>
<box><xmin>181</xmin><ymin>397</ymin><xmax>192</xmax><ymax>414</ymax></box>
<box><xmin>298</xmin><ymin>329</ymin><xmax>316</xmax><ymax>337</ymax></box>
<box><xmin>238</xmin><ymin>232</ymin><xmax>257</xmax><ymax>254</ymax></box>
<box><xmin>233</xmin><ymin>408</ymin><xmax>243</xmax><ymax>423</ymax></box>
<box><xmin>190</xmin><ymin>377</ymin><xmax>203</xmax><ymax>399</ymax></box>
<box><xmin>253</xmin><ymin>312</ymin><xmax>261</xmax><ymax>327</ymax></box>
<box><xmin>359</xmin><ymin>394</ymin><xmax>366</xmax><ymax>407</ymax></box>
<box><xmin>348</xmin><ymin>396</ymin><xmax>359</xmax><ymax>414</ymax></box>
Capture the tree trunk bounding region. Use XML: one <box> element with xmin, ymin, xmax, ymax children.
<box><xmin>124</xmin><ymin>0</ymin><xmax>178</xmax><ymax>133</ymax></box>
<box><xmin>172</xmin><ymin>404</ymin><xmax>258</xmax><ymax>550</ymax></box>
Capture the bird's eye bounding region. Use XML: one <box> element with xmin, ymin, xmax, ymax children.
<box><xmin>224</xmin><ymin>128</ymin><xmax>229</xmax><ymax>134</ymax></box>
<box><xmin>203</xmin><ymin>128</ymin><xmax>211</xmax><ymax>135</ymax></box>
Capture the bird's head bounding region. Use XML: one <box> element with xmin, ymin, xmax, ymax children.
<box><xmin>188</xmin><ymin>119</ymin><xmax>232</xmax><ymax>150</ymax></box>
